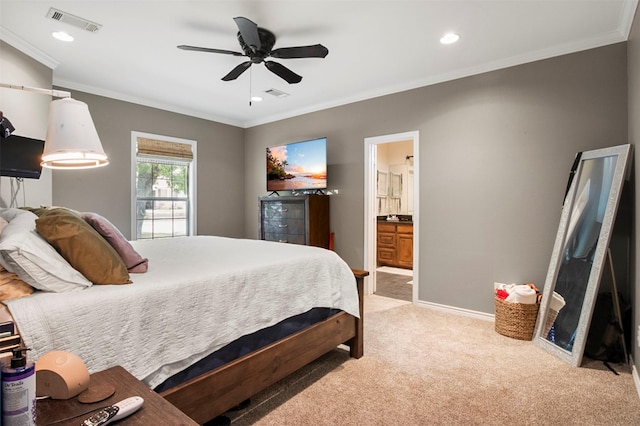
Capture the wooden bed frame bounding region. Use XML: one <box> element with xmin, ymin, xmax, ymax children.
<box><xmin>160</xmin><ymin>269</ymin><xmax>367</xmax><ymax>424</ymax></box>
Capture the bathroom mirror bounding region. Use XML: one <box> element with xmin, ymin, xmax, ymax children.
<box><xmin>534</xmin><ymin>144</ymin><xmax>631</xmax><ymax>366</ymax></box>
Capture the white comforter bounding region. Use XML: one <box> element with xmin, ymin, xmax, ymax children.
<box><xmin>5</xmin><ymin>236</ymin><xmax>358</xmax><ymax>388</ymax></box>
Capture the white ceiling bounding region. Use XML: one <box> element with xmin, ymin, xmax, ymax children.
<box><xmin>0</xmin><ymin>1</ymin><xmax>638</xmax><ymax>128</ymax></box>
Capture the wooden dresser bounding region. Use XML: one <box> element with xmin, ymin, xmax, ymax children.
<box><xmin>377</xmin><ymin>221</ymin><xmax>413</xmax><ymax>269</ymax></box>
<box><xmin>259</xmin><ymin>194</ymin><xmax>330</xmax><ymax>248</ymax></box>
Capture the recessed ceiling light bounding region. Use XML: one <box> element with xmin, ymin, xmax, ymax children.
<box><xmin>440</xmin><ymin>33</ymin><xmax>460</xmax><ymax>45</ymax></box>
<box><xmin>52</xmin><ymin>31</ymin><xmax>74</xmax><ymax>42</ymax></box>
<box><xmin>251</xmin><ymin>96</ymin><xmax>263</xmax><ymax>102</ymax></box>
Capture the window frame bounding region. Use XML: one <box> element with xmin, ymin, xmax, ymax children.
<box><xmin>130</xmin><ymin>131</ymin><xmax>197</xmax><ymax>240</ymax></box>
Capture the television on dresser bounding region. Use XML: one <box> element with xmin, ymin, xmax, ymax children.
<box><xmin>266</xmin><ymin>137</ymin><xmax>327</xmax><ymax>192</ymax></box>
<box><xmin>0</xmin><ymin>134</ymin><xmax>45</xmax><ymax>179</ymax></box>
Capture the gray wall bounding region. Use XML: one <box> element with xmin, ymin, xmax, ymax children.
<box><xmin>244</xmin><ymin>43</ymin><xmax>628</xmax><ymax>315</ymax></box>
<box><xmin>51</xmin><ymin>91</ymin><xmax>246</xmax><ymax>239</ymax></box>
<box><xmin>0</xmin><ymin>41</ymin><xmax>53</xmax><ymax>207</ymax></box>
<box><xmin>628</xmin><ymin>7</ymin><xmax>640</xmax><ymax>378</ymax></box>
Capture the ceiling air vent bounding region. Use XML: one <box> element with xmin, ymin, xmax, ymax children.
<box><xmin>46</xmin><ymin>7</ymin><xmax>102</xmax><ymax>33</ymax></box>
<box><xmin>264</xmin><ymin>88</ymin><xmax>290</xmax><ymax>98</ymax></box>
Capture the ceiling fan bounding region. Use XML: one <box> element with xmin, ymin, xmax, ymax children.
<box><xmin>178</xmin><ymin>17</ymin><xmax>329</xmax><ymax>84</ymax></box>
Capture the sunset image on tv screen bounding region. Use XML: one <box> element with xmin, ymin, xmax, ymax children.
<box><xmin>267</xmin><ymin>138</ymin><xmax>327</xmax><ymax>191</ymax></box>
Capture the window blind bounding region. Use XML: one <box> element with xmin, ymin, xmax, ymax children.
<box><xmin>137</xmin><ymin>137</ymin><xmax>193</xmax><ymax>161</ymax></box>
<box><xmin>137</xmin><ymin>157</ymin><xmax>191</xmax><ymax>167</ymax></box>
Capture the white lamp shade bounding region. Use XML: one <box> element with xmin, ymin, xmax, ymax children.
<box><xmin>43</xmin><ymin>98</ymin><xmax>109</xmax><ymax>169</ymax></box>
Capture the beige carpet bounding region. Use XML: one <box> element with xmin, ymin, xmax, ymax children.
<box><xmin>225</xmin><ymin>295</ymin><xmax>640</xmax><ymax>425</ymax></box>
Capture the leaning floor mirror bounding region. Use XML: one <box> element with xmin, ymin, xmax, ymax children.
<box><xmin>534</xmin><ymin>144</ymin><xmax>632</xmax><ymax>366</ymax></box>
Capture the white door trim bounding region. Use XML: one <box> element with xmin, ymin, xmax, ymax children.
<box><xmin>364</xmin><ymin>131</ymin><xmax>419</xmax><ymax>300</ymax></box>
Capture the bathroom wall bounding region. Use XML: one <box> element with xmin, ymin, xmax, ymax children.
<box><xmin>376</xmin><ymin>140</ymin><xmax>414</xmax><ymax>216</ymax></box>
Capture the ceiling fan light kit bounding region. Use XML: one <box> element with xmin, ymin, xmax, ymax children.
<box><xmin>178</xmin><ymin>17</ymin><xmax>329</xmax><ymax>84</ymax></box>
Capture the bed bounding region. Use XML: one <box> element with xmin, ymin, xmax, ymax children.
<box><xmin>0</xmin><ymin>207</ymin><xmax>366</xmax><ymax>424</ymax></box>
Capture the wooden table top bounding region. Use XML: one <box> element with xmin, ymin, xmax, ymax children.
<box><xmin>36</xmin><ymin>365</ymin><xmax>198</xmax><ymax>426</ymax></box>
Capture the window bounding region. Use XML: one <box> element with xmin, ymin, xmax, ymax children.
<box><xmin>131</xmin><ymin>132</ymin><xmax>196</xmax><ymax>239</ymax></box>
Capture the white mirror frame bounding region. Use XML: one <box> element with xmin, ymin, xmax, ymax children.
<box><xmin>534</xmin><ymin>144</ymin><xmax>632</xmax><ymax>366</ymax></box>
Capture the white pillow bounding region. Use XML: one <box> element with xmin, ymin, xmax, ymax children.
<box><xmin>0</xmin><ymin>208</ymin><xmax>92</xmax><ymax>292</ymax></box>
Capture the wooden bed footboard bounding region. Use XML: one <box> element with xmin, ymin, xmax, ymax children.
<box><xmin>161</xmin><ymin>269</ymin><xmax>367</xmax><ymax>424</ymax></box>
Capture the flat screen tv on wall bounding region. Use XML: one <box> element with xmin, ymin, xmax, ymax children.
<box><xmin>267</xmin><ymin>137</ymin><xmax>327</xmax><ymax>193</ymax></box>
<box><xmin>0</xmin><ymin>134</ymin><xmax>45</xmax><ymax>179</ymax></box>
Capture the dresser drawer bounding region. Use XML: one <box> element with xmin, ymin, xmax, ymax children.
<box><xmin>263</xmin><ymin>232</ymin><xmax>306</xmax><ymax>245</ymax></box>
<box><xmin>262</xmin><ymin>218</ymin><xmax>306</xmax><ymax>235</ymax></box>
<box><xmin>262</xmin><ymin>201</ymin><xmax>305</xmax><ymax>221</ymax></box>
<box><xmin>377</xmin><ymin>247</ymin><xmax>395</xmax><ymax>263</ymax></box>
<box><xmin>377</xmin><ymin>222</ymin><xmax>397</xmax><ymax>233</ymax></box>
<box><xmin>377</xmin><ymin>232</ymin><xmax>395</xmax><ymax>246</ymax></box>
<box><xmin>397</xmin><ymin>223</ymin><xmax>413</xmax><ymax>234</ymax></box>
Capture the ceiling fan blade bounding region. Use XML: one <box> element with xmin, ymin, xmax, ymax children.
<box><xmin>270</xmin><ymin>44</ymin><xmax>329</xmax><ymax>59</ymax></box>
<box><xmin>222</xmin><ymin>61</ymin><xmax>252</xmax><ymax>81</ymax></box>
<box><xmin>177</xmin><ymin>45</ymin><xmax>244</xmax><ymax>56</ymax></box>
<box><xmin>264</xmin><ymin>61</ymin><xmax>302</xmax><ymax>84</ymax></box>
<box><xmin>233</xmin><ymin>17</ymin><xmax>261</xmax><ymax>52</ymax></box>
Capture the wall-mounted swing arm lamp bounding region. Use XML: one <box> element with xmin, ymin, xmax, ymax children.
<box><xmin>0</xmin><ymin>83</ymin><xmax>109</xmax><ymax>169</ymax></box>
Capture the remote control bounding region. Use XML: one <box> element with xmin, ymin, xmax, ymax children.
<box><xmin>81</xmin><ymin>396</ymin><xmax>144</xmax><ymax>426</ymax></box>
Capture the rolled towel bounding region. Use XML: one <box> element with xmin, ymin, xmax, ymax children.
<box><xmin>505</xmin><ymin>284</ymin><xmax>537</xmax><ymax>304</ymax></box>
<box><xmin>549</xmin><ymin>291</ymin><xmax>566</xmax><ymax>312</ymax></box>
<box><xmin>496</xmin><ymin>283</ymin><xmax>516</xmax><ymax>293</ymax></box>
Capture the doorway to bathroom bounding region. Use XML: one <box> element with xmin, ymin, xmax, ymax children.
<box><xmin>364</xmin><ymin>131</ymin><xmax>419</xmax><ymax>303</ymax></box>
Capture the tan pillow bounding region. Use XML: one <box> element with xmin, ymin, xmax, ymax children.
<box><xmin>19</xmin><ymin>207</ymin><xmax>50</xmax><ymax>217</ymax></box>
<box><xmin>0</xmin><ymin>265</ymin><xmax>34</xmax><ymax>301</ymax></box>
<box><xmin>36</xmin><ymin>209</ymin><xmax>131</xmax><ymax>285</ymax></box>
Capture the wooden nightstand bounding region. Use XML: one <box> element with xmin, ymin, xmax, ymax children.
<box><xmin>36</xmin><ymin>365</ymin><xmax>198</xmax><ymax>425</ymax></box>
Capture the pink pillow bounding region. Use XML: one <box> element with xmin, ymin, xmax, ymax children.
<box><xmin>81</xmin><ymin>212</ymin><xmax>148</xmax><ymax>273</ymax></box>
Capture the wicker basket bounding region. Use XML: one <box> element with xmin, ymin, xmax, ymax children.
<box><xmin>494</xmin><ymin>297</ymin><xmax>540</xmax><ymax>340</ymax></box>
<box><xmin>541</xmin><ymin>309</ymin><xmax>559</xmax><ymax>339</ymax></box>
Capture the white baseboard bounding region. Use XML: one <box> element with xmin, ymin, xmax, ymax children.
<box><xmin>415</xmin><ymin>299</ymin><xmax>495</xmax><ymax>322</ymax></box>
<box><xmin>631</xmin><ymin>356</ymin><xmax>640</xmax><ymax>399</ymax></box>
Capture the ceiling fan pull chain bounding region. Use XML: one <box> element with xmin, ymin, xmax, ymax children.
<box><xmin>249</xmin><ymin>66</ymin><xmax>253</xmax><ymax>106</ymax></box>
